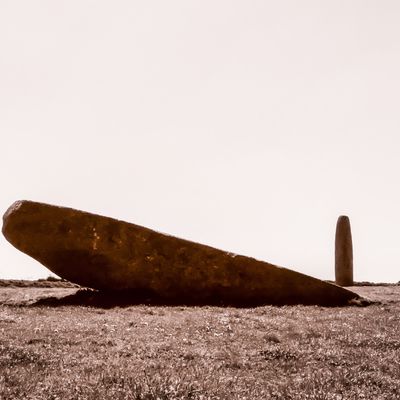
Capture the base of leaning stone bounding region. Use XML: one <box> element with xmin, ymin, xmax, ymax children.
<box><xmin>30</xmin><ymin>287</ymin><xmax>372</xmax><ymax>308</ymax></box>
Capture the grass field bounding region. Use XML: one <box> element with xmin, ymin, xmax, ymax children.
<box><xmin>1</xmin><ymin>283</ymin><xmax>399</xmax><ymax>399</ymax></box>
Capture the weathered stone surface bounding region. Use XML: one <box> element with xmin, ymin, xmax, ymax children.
<box><xmin>335</xmin><ymin>215</ymin><xmax>354</xmax><ymax>286</ymax></box>
<box><xmin>2</xmin><ymin>200</ymin><xmax>360</xmax><ymax>306</ymax></box>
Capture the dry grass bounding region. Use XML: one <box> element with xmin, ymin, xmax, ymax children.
<box><xmin>0</xmin><ymin>285</ymin><xmax>399</xmax><ymax>399</ymax></box>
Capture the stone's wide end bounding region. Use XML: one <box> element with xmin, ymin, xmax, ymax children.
<box><xmin>2</xmin><ymin>200</ymin><xmax>24</xmax><ymax>224</ymax></box>
<box><xmin>2</xmin><ymin>200</ymin><xmax>25</xmax><ymax>241</ymax></box>
<box><xmin>2</xmin><ymin>200</ymin><xmax>44</xmax><ymax>245</ymax></box>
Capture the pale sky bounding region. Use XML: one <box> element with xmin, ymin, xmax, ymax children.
<box><xmin>1</xmin><ymin>1</ymin><xmax>400</xmax><ymax>282</ymax></box>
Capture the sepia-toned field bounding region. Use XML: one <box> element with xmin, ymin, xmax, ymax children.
<box><xmin>1</xmin><ymin>283</ymin><xmax>399</xmax><ymax>399</ymax></box>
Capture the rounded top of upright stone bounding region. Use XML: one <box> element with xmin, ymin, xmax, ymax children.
<box><xmin>337</xmin><ymin>215</ymin><xmax>351</xmax><ymax>228</ymax></box>
<box><xmin>336</xmin><ymin>215</ymin><xmax>352</xmax><ymax>233</ymax></box>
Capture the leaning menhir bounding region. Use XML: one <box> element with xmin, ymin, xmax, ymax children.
<box><xmin>2</xmin><ymin>200</ymin><xmax>360</xmax><ymax>306</ymax></box>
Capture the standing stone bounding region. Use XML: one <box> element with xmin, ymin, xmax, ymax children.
<box><xmin>335</xmin><ymin>215</ymin><xmax>354</xmax><ymax>286</ymax></box>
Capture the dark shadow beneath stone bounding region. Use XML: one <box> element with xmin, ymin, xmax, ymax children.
<box><xmin>31</xmin><ymin>289</ymin><xmax>169</xmax><ymax>309</ymax></box>
<box><xmin>30</xmin><ymin>288</ymin><xmax>374</xmax><ymax>308</ymax></box>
